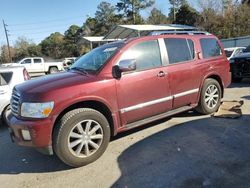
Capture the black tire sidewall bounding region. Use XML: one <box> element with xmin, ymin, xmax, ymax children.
<box><xmin>53</xmin><ymin>108</ymin><xmax>110</xmax><ymax>167</ymax></box>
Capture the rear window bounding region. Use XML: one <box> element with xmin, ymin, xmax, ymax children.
<box><xmin>0</xmin><ymin>72</ymin><xmax>13</xmax><ymax>86</ymax></box>
<box><xmin>164</xmin><ymin>38</ymin><xmax>195</xmax><ymax>64</ymax></box>
<box><xmin>200</xmin><ymin>38</ymin><xmax>222</xmax><ymax>58</ymax></box>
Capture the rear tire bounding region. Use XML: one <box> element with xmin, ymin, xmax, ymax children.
<box><xmin>49</xmin><ymin>67</ymin><xmax>59</xmax><ymax>74</ymax></box>
<box><xmin>53</xmin><ymin>108</ymin><xmax>110</xmax><ymax>167</ymax></box>
<box><xmin>196</xmin><ymin>79</ymin><xmax>222</xmax><ymax>114</ymax></box>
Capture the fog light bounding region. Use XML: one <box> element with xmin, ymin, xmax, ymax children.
<box><xmin>21</xmin><ymin>130</ymin><xmax>31</xmax><ymax>141</ymax></box>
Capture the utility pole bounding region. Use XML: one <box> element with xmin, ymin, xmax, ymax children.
<box><xmin>2</xmin><ymin>19</ymin><xmax>11</xmax><ymax>62</ymax></box>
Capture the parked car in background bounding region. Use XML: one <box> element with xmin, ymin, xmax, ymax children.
<box><xmin>62</xmin><ymin>57</ymin><xmax>76</xmax><ymax>70</ymax></box>
<box><xmin>230</xmin><ymin>50</ymin><xmax>250</xmax><ymax>82</ymax></box>
<box><xmin>9</xmin><ymin>57</ymin><xmax>64</xmax><ymax>76</ymax></box>
<box><xmin>224</xmin><ymin>47</ymin><xmax>245</xmax><ymax>60</ymax></box>
<box><xmin>7</xmin><ymin>32</ymin><xmax>231</xmax><ymax>167</ymax></box>
<box><xmin>0</xmin><ymin>66</ymin><xmax>30</xmax><ymax>125</ymax></box>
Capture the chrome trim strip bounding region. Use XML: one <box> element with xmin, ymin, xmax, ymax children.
<box><xmin>120</xmin><ymin>88</ymin><xmax>199</xmax><ymax>114</ymax></box>
<box><xmin>120</xmin><ymin>96</ymin><xmax>173</xmax><ymax>113</ymax></box>
<box><xmin>174</xmin><ymin>88</ymin><xmax>199</xmax><ymax>98</ymax></box>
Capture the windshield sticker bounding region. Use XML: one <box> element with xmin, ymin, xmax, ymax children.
<box><xmin>103</xmin><ymin>47</ymin><xmax>117</xmax><ymax>52</ymax></box>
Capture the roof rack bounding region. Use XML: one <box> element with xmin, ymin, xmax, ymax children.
<box><xmin>149</xmin><ymin>30</ymin><xmax>211</xmax><ymax>36</ymax></box>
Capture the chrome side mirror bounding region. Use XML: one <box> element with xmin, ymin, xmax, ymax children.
<box><xmin>112</xmin><ymin>59</ymin><xmax>136</xmax><ymax>79</ymax></box>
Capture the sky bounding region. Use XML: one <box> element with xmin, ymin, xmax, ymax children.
<box><xmin>0</xmin><ymin>0</ymin><xmax>196</xmax><ymax>46</ymax></box>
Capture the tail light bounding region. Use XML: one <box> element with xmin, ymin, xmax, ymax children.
<box><xmin>23</xmin><ymin>69</ymin><xmax>30</xmax><ymax>80</ymax></box>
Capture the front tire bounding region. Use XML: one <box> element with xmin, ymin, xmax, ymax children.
<box><xmin>1</xmin><ymin>105</ymin><xmax>10</xmax><ymax>126</ymax></box>
<box><xmin>196</xmin><ymin>79</ymin><xmax>222</xmax><ymax>114</ymax></box>
<box><xmin>53</xmin><ymin>108</ymin><xmax>110</xmax><ymax>167</ymax></box>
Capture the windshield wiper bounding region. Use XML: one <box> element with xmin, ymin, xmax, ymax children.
<box><xmin>70</xmin><ymin>67</ymin><xmax>88</xmax><ymax>75</ymax></box>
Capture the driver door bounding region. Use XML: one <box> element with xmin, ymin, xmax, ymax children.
<box><xmin>115</xmin><ymin>39</ymin><xmax>172</xmax><ymax>125</ymax></box>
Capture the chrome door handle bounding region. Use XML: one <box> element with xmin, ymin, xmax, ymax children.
<box><xmin>157</xmin><ymin>71</ymin><xmax>166</xmax><ymax>77</ymax></box>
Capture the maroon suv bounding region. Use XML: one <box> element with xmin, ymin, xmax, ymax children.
<box><xmin>8</xmin><ymin>33</ymin><xmax>231</xmax><ymax>167</ymax></box>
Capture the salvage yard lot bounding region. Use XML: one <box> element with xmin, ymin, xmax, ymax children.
<box><xmin>0</xmin><ymin>80</ymin><xmax>250</xmax><ymax>188</ymax></box>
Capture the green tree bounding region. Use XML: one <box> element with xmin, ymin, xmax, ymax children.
<box><xmin>175</xmin><ymin>4</ymin><xmax>200</xmax><ymax>26</ymax></box>
<box><xmin>14</xmin><ymin>37</ymin><xmax>41</xmax><ymax>61</ymax></box>
<box><xmin>83</xmin><ymin>17</ymin><xmax>98</xmax><ymax>36</ymax></box>
<box><xmin>0</xmin><ymin>45</ymin><xmax>15</xmax><ymax>63</ymax></box>
<box><xmin>40</xmin><ymin>32</ymin><xmax>65</xmax><ymax>59</ymax></box>
<box><xmin>168</xmin><ymin>0</ymin><xmax>187</xmax><ymax>22</ymax></box>
<box><xmin>64</xmin><ymin>25</ymin><xmax>82</xmax><ymax>57</ymax></box>
<box><xmin>95</xmin><ymin>1</ymin><xmax>122</xmax><ymax>35</ymax></box>
<box><xmin>147</xmin><ymin>8</ymin><xmax>169</xmax><ymax>24</ymax></box>
<box><xmin>242</xmin><ymin>0</ymin><xmax>250</xmax><ymax>5</ymax></box>
<box><xmin>116</xmin><ymin>0</ymin><xmax>155</xmax><ymax>24</ymax></box>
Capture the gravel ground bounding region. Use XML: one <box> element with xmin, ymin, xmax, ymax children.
<box><xmin>0</xmin><ymin>79</ymin><xmax>249</xmax><ymax>188</ymax></box>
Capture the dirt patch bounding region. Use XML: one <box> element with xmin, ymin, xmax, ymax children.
<box><xmin>213</xmin><ymin>101</ymin><xmax>244</xmax><ymax>119</ymax></box>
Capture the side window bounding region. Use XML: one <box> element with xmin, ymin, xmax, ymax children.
<box><xmin>0</xmin><ymin>72</ymin><xmax>13</xmax><ymax>86</ymax></box>
<box><xmin>164</xmin><ymin>38</ymin><xmax>194</xmax><ymax>64</ymax></box>
<box><xmin>21</xmin><ymin>59</ymin><xmax>31</xmax><ymax>64</ymax></box>
<box><xmin>120</xmin><ymin>40</ymin><xmax>162</xmax><ymax>71</ymax></box>
<box><xmin>34</xmin><ymin>58</ymin><xmax>42</xmax><ymax>63</ymax></box>
<box><xmin>200</xmin><ymin>38</ymin><xmax>222</xmax><ymax>58</ymax></box>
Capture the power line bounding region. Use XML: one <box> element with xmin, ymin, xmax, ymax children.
<box><xmin>8</xmin><ymin>15</ymin><xmax>85</xmax><ymax>26</ymax></box>
<box><xmin>9</xmin><ymin>22</ymin><xmax>81</xmax><ymax>32</ymax></box>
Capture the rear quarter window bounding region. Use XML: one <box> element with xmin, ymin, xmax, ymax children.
<box><xmin>200</xmin><ymin>38</ymin><xmax>222</xmax><ymax>58</ymax></box>
<box><xmin>0</xmin><ymin>72</ymin><xmax>13</xmax><ymax>86</ymax></box>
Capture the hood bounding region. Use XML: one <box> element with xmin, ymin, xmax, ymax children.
<box><xmin>15</xmin><ymin>71</ymin><xmax>97</xmax><ymax>95</ymax></box>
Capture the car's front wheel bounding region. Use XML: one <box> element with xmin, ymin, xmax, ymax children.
<box><xmin>53</xmin><ymin>108</ymin><xmax>110</xmax><ymax>167</ymax></box>
<box><xmin>196</xmin><ymin>78</ymin><xmax>222</xmax><ymax>114</ymax></box>
<box><xmin>1</xmin><ymin>105</ymin><xmax>10</xmax><ymax>126</ymax></box>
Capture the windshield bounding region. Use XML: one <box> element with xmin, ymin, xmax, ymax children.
<box><xmin>71</xmin><ymin>42</ymin><xmax>123</xmax><ymax>73</ymax></box>
<box><xmin>225</xmin><ymin>50</ymin><xmax>233</xmax><ymax>57</ymax></box>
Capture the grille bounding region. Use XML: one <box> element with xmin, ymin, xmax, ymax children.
<box><xmin>11</xmin><ymin>88</ymin><xmax>21</xmax><ymax>116</ymax></box>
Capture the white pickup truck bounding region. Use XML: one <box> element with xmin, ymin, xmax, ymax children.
<box><xmin>10</xmin><ymin>57</ymin><xmax>64</xmax><ymax>75</ymax></box>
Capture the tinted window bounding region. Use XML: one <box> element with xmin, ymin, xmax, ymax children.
<box><xmin>200</xmin><ymin>38</ymin><xmax>222</xmax><ymax>58</ymax></box>
<box><xmin>120</xmin><ymin>40</ymin><xmax>162</xmax><ymax>71</ymax></box>
<box><xmin>34</xmin><ymin>58</ymin><xmax>42</xmax><ymax>63</ymax></box>
<box><xmin>164</xmin><ymin>38</ymin><xmax>194</xmax><ymax>64</ymax></box>
<box><xmin>0</xmin><ymin>72</ymin><xmax>13</xmax><ymax>86</ymax></box>
<box><xmin>21</xmin><ymin>59</ymin><xmax>31</xmax><ymax>64</ymax></box>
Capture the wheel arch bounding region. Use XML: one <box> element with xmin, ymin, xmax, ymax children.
<box><xmin>205</xmin><ymin>74</ymin><xmax>224</xmax><ymax>98</ymax></box>
<box><xmin>53</xmin><ymin>100</ymin><xmax>116</xmax><ymax>138</ymax></box>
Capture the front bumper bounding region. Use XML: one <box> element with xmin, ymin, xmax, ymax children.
<box><xmin>7</xmin><ymin>113</ymin><xmax>54</xmax><ymax>155</ymax></box>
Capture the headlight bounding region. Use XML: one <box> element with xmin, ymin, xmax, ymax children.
<box><xmin>229</xmin><ymin>59</ymin><xmax>235</xmax><ymax>64</ymax></box>
<box><xmin>21</xmin><ymin>102</ymin><xmax>54</xmax><ymax>118</ymax></box>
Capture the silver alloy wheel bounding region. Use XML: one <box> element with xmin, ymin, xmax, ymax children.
<box><xmin>68</xmin><ymin>120</ymin><xmax>104</xmax><ymax>158</ymax></box>
<box><xmin>204</xmin><ymin>84</ymin><xmax>219</xmax><ymax>109</ymax></box>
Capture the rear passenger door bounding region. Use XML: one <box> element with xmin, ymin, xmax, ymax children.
<box><xmin>116</xmin><ymin>39</ymin><xmax>172</xmax><ymax>125</ymax></box>
<box><xmin>162</xmin><ymin>38</ymin><xmax>200</xmax><ymax>108</ymax></box>
<box><xmin>32</xmin><ymin>58</ymin><xmax>44</xmax><ymax>73</ymax></box>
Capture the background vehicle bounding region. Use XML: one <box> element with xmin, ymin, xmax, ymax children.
<box><xmin>224</xmin><ymin>47</ymin><xmax>245</xmax><ymax>60</ymax></box>
<box><xmin>62</xmin><ymin>57</ymin><xmax>76</xmax><ymax>70</ymax></box>
<box><xmin>10</xmin><ymin>57</ymin><xmax>64</xmax><ymax>76</ymax></box>
<box><xmin>230</xmin><ymin>50</ymin><xmax>250</xmax><ymax>82</ymax></box>
<box><xmin>0</xmin><ymin>66</ymin><xmax>30</xmax><ymax>125</ymax></box>
<box><xmin>8</xmin><ymin>32</ymin><xmax>231</xmax><ymax>167</ymax></box>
